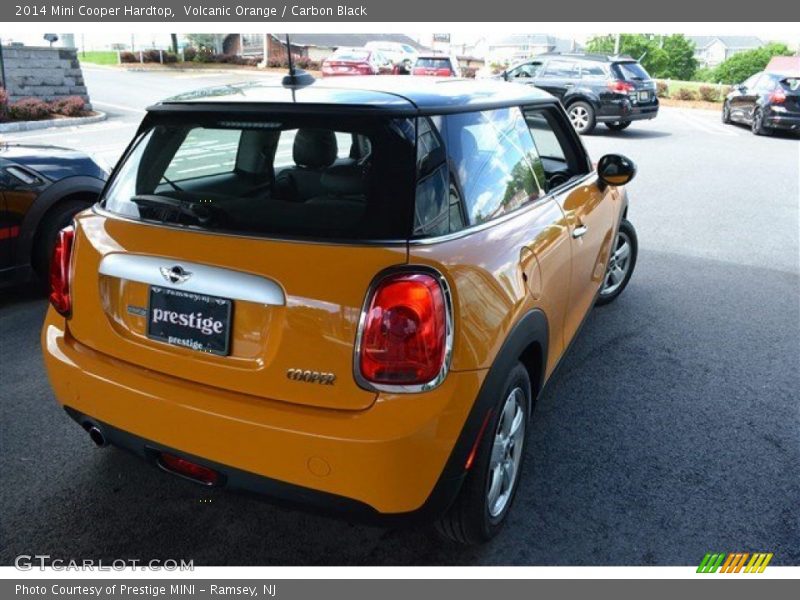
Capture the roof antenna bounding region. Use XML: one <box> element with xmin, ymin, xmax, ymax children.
<box><xmin>282</xmin><ymin>34</ymin><xmax>315</xmax><ymax>88</ymax></box>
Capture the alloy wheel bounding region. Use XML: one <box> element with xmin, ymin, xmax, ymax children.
<box><xmin>569</xmin><ymin>105</ymin><xmax>590</xmax><ymax>131</ymax></box>
<box><xmin>601</xmin><ymin>229</ymin><xmax>633</xmax><ymax>296</ymax></box>
<box><xmin>486</xmin><ymin>387</ymin><xmax>526</xmax><ymax>518</ymax></box>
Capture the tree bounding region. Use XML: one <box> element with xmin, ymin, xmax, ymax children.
<box><xmin>170</xmin><ymin>34</ymin><xmax>178</xmax><ymax>54</ymax></box>
<box><xmin>713</xmin><ymin>43</ymin><xmax>794</xmax><ymax>84</ymax></box>
<box><xmin>584</xmin><ymin>34</ymin><xmax>697</xmax><ymax>80</ymax></box>
<box><xmin>660</xmin><ymin>35</ymin><xmax>697</xmax><ymax>80</ymax></box>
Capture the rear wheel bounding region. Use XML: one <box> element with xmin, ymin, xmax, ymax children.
<box><xmin>605</xmin><ymin>121</ymin><xmax>631</xmax><ymax>131</ymax></box>
<box><xmin>567</xmin><ymin>101</ymin><xmax>596</xmax><ymax>134</ymax></box>
<box><xmin>751</xmin><ymin>108</ymin><xmax>772</xmax><ymax>136</ymax></box>
<box><xmin>722</xmin><ymin>101</ymin><xmax>732</xmax><ymax>124</ymax></box>
<box><xmin>435</xmin><ymin>362</ymin><xmax>530</xmax><ymax>545</ymax></box>
<box><xmin>32</xmin><ymin>199</ymin><xmax>92</xmax><ymax>283</ymax></box>
<box><xmin>596</xmin><ymin>219</ymin><xmax>637</xmax><ymax>305</ymax></box>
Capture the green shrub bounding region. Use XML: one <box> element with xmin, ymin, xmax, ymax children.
<box><xmin>119</xmin><ymin>51</ymin><xmax>137</xmax><ymax>63</ymax></box>
<box><xmin>698</xmin><ymin>85</ymin><xmax>721</xmax><ymax>102</ymax></box>
<box><xmin>656</xmin><ymin>81</ymin><xmax>669</xmax><ymax>98</ymax></box>
<box><xmin>0</xmin><ymin>88</ymin><xmax>8</xmax><ymax>122</ymax></box>
<box><xmin>675</xmin><ymin>88</ymin><xmax>697</xmax><ymax>101</ymax></box>
<box><xmin>50</xmin><ymin>96</ymin><xmax>87</xmax><ymax>117</ymax></box>
<box><xmin>8</xmin><ymin>98</ymin><xmax>52</xmax><ymax>121</ymax></box>
<box><xmin>183</xmin><ymin>46</ymin><xmax>197</xmax><ymax>61</ymax></box>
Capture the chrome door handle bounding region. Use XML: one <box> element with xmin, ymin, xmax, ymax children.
<box><xmin>572</xmin><ymin>225</ymin><xmax>588</xmax><ymax>239</ymax></box>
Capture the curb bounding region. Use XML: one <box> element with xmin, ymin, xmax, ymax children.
<box><xmin>0</xmin><ymin>111</ymin><xmax>108</xmax><ymax>134</ymax></box>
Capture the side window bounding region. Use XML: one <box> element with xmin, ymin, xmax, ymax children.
<box><xmin>755</xmin><ymin>74</ymin><xmax>778</xmax><ymax>92</ymax></box>
<box><xmin>509</xmin><ymin>63</ymin><xmax>541</xmax><ymax>79</ymax></box>
<box><xmin>580</xmin><ymin>63</ymin><xmax>608</xmax><ymax>80</ymax></box>
<box><xmin>541</xmin><ymin>60</ymin><xmax>579</xmax><ymax>79</ymax></box>
<box><xmin>414</xmin><ymin>116</ymin><xmax>457</xmax><ymax>236</ymax></box>
<box><xmin>163</xmin><ymin>128</ymin><xmax>241</xmax><ymax>182</ymax></box>
<box><xmin>445</xmin><ymin>107</ymin><xmax>543</xmax><ymax>226</ymax></box>
<box><xmin>742</xmin><ymin>73</ymin><xmax>761</xmax><ymax>89</ymax></box>
<box><xmin>524</xmin><ymin>106</ymin><xmax>590</xmax><ymax>191</ymax></box>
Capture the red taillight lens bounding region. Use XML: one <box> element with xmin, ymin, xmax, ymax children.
<box><xmin>358</xmin><ymin>272</ymin><xmax>449</xmax><ymax>387</ymax></box>
<box><xmin>49</xmin><ymin>225</ymin><xmax>74</xmax><ymax>317</ymax></box>
<box><xmin>770</xmin><ymin>89</ymin><xmax>787</xmax><ymax>104</ymax></box>
<box><xmin>608</xmin><ymin>80</ymin><xmax>634</xmax><ymax>93</ymax></box>
<box><xmin>159</xmin><ymin>453</ymin><xmax>220</xmax><ymax>486</ymax></box>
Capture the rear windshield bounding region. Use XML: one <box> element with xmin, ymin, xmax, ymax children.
<box><xmin>330</xmin><ymin>50</ymin><xmax>370</xmax><ymax>61</ymax></box>
<box><xmin>102</xmin><ymin>114</ymin><xmax>416</xmax><ymax>241</ymax></box>
<box><xmin>614</xmin><ymin>61</ymin><xmax>651</xmax><ymax>81</ymax></box>
<box><xmin>417</xmin><ymin>58</ymin><xmax>451</xmax><ymax>70</ymax></box>
<box><xmin>780</xmin><ymin>78</ymin><xmax>800</xmax><ymax>92</ymax></box>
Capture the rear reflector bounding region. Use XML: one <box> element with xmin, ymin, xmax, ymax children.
<box><xmin>770</xmin><ymin>89</ymin><xmax>787</xmax><ymax>104</ymax></box>
<box><xmin>159</xmin><ymin>453</ymin><xmax>220</xmax><ymax>486</ymax></box>
<box><xmin>49</xmin><ymin>225</ymin><xmax>74</xmax><ymax>317</ymax></box>
<box><xmin>357</xmin><ymin>271</ymin><xmax>451</xmax><ymax>390</ymax></box>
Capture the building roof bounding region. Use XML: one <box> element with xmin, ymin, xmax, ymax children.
<box><xmin>485</xmin><ymin>34</ymin><xmax>577</xmax><ymax>52</ymax></box>
<box><xmin>153</xmin><ymin>77</ymin><xmax>555</xmax><ymax>115</ymax></box>
<box><xmin>270</xmin><ymin>33</ymin><xmax>429</xmax><ymax>51</ymax></box>
<box><xmin>688</xmin><ymin>36</ymin><xmax>764</xmax><ymax>50</ymax></box>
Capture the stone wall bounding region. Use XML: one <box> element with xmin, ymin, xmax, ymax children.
<box><xmin>1</xmin><ymin>46</ymin><xmax>91</xmax><ymax>108</ymax></box>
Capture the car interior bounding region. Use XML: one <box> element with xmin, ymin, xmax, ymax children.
<box><xmin>119</xmin><ymin>118</ymin><xmax>415</xmax><ymax>240</ymax></box>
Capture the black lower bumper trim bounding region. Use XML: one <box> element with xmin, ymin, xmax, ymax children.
<box><xmin>63</xmin><ymin>406</ymin><xmax>465</xmax><ymax>527</ymax></box>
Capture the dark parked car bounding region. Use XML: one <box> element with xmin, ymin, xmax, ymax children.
<box><xmin>722</xmin><ymin>71</ymin><xmax>800</xmax><ymax>135</ymax></box>
<box><xmin>499</xmin><ymin>53</ymin><xmax>659</xmax><ymax>134</ymax></box>
<box><xmin>0</xmin><ymin>144</ymin><xmax>107</xmax><ymax>288</ymax></box>
<box><xmin>321</xmin><ymin>48</ymin><xmax>393</xmax><ymax>77</ymax></box>
<box><xmin>412</xmin><ymin>55</ymin><xmax>460</xmax><ymax>77</ymax></box>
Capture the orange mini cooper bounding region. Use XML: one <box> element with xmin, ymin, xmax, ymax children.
<box><xmin>42</xmin><ymin>74</ymin><xmax>638</xmax><ymax>544</ymax></box>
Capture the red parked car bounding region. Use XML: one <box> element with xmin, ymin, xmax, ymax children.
<box><xmin>412</xmin><ymin>55</ymin><xmax>461</xmax><ymax>77</ymax></box>
<box><xmin>321</xmin><ymin>48</ymin><xmax>393</xmax><ymax>77</ymax></box>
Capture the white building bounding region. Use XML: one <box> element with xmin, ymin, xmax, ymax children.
<box><xmin>688</xmin><ymin>36</ymin><xmax>765</xmax><ymax>68</ymax></box>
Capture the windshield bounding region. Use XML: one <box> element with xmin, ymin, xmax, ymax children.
<box><xmin>417</xmin><ymin>58</ymin><xmax>451</xmax><ymax>69</ymax></box>
<box><xmin>614</xmin><ymin>61</ymin><xmax>651</xmax><ymax>81</ymax></box>
<box><xmin>330</xmin><ymin>50</ymin><xmax>370</xmax><ymax>62</ymax></box>
<box><xmin>102</xmin><ymin>114</ymin><xmax>416</xmax><ymax>241</ymax></box>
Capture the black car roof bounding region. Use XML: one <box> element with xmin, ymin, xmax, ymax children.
<box><xmin>149</xmin><ymin>76</ymin><xmax>557</xmax><ymax>116</ymax></box>
<box><xmin>536</xmin><ymin>52</ymin><xmax>637</xmax><ymax>63</ymax></box>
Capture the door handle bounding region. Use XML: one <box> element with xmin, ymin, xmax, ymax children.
<box><xmin>572</xmin><ymin>225</ymin><xmax>588</xmax><ymax>239</ymax></box>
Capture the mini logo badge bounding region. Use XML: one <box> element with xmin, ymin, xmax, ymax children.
<box><xmin>160</xmin><ymin>265</ymin><xmax>192</xmax><ymax>285</ymax></box>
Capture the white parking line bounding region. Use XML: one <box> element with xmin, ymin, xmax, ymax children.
<box><xmin>670</xmin><ymin>109</ymin><xmax>741</xmax><ymax>137</ymax></box>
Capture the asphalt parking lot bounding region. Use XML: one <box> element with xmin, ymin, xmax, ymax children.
<box><xmin>1</xmin><ymin>68</ymin><xmax>798</xmax><ymax>566</ymax></box>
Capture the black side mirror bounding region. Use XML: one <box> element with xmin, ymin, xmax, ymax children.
<box><xmin>502</xmin><ymin>71</ymin><xmax>510</xmax><ymax>81</ymax></box>
<box><xmin>597</xmin><ymin>154</ymin><xmax>636</xmax><ymax>188</ymax></box>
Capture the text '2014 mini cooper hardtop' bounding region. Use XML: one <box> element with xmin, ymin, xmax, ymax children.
<box><xmin>42</xmin><ymin>74</ymin><xmax>638</xmax><ymax>544</ymax></box>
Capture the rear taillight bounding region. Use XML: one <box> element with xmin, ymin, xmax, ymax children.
<box><xmin>770</xmin><ymin>89</ymin><xmax>787</xmax><ymax>104</ymax></box>
<box><xmin>412</xmin><ymin>67</ymin><xmax>425</xmax><ymax>76</ymax></box>
<box><xmin>357</xmin><ymin>271</ymin><xmax>451</xmax><ymax>390</ymax></box>
<box><xmin>49</xmin><ymin>225</ymin><xmax>74</xmax><ymax>317</ymax></box>
<box><xmin>608</xmin><ymin>80</ymin><xmax>635</xmax><ymax>93</ymax></box>
<box><xmin>436</xmin><ymin>68</ymin><xmax>452</xmax><ymax>77</ymax></box>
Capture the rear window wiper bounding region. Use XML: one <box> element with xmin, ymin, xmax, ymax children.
<box><xmin>131</xmin><ymin>194</ymin><xmax>216</xmax><ymax>226</ymax></box>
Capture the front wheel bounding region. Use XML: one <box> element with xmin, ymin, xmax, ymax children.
<box><xmin>605</xmin><ymin>121</ymin><xmax>631</xmax><ymax>131</ymax></box>
<box><xmin>722</xmin><ymin>101</ymin><xmax>731</xmax><ymax>124</ymax></box>
<box><xmin>596</xmin><ymin>219</ymin><xmax>638</xmax><ymax>305</ymax></box>
<box><xmin>435</xmin><ymin>362</ymin><xmax>531</xmax><ymax>545</ymax></box>
<box><xmin>567</xmin><ymin>101</ymin><xmax>596</xmax><ymax>135</ymax></box>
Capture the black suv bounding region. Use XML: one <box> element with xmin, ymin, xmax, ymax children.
<box><xmin>500</xmin><ymin>53</ymin><xmax>659</xmax><ymax>134</ymax></box>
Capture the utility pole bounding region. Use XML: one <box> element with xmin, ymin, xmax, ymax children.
<box><xmin>0</xmin><ymin>37</ymin><xmax>6</xmax><ymax>91</ymax></box>
<box><xmin>613</xmin><ymin>33</ymin><xmax>621</xmax><ymax>55</ymax></box>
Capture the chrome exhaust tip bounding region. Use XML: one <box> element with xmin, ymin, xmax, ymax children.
<box><xmin>86</xmin><ymin>425</ymin><xmax>108</xmax><ymax>448</ymax></box>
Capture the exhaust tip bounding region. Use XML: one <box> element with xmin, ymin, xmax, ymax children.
<box><xmin>86</xmin><ymin>425</ymin><xmax>108</xmax><ymax>448</ymax></box>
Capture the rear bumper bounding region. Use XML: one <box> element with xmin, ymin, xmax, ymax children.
<box><xmin>42</xmin><ymin>310</ymin><xmax>485</xmax><ymax>518</ymax></box>
<box><xmin>765</xmin><ymin>111</ymin><xmax>800</xmax><ymax>130</ymax></box>
<box><xmin>597</xmin><ymin>98</ymin><xmax>659</xmax><ymax>123</ymax></box>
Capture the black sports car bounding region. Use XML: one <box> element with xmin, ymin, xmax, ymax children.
<box><xmin>722</xmin><ymin>71</ymin><xmax>800</xmax><ymax>135</ymax></box>
<box><xmin>0</xmin><ymin>144</ymin><xmax>107</xmax><ymax>288</ymax></box>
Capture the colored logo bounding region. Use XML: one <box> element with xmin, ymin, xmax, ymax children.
<box><xmin>697</xmin><ymin>552</ymin><xmax>773</xmax><ymax>573</ymax></box>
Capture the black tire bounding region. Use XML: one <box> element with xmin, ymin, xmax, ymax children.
<box><xmin>32</xmin><ymin>199</ymin><xmax>92</xmax><ymax>282</ymax></box>
<box><xmin>435</xmin><ymin>362</ymin><xmax>531</xmax><ymax>545</ymax></box>
<box><xmin>605</xmin><ymin>121</ymin><xmax>631</xmax><ymax>131</ymax></box>
<box><xmin>722</xmin><ymin>101</ymin><xmax>732</xmax><ymax>124</ymax></box>
<box><xmin>751</xmin><ymin>108</ymin><xmax>772</xmax><ymax>136</ymax></box>
<box><xmin>596</xmin><ymin>219</ymin><xmax>638</xmax><ymax>306</ymax></box>
<box><xmin>567</xmin><ymin>101</ymin><xmax>596</xmax><ymax>135</ymax></box>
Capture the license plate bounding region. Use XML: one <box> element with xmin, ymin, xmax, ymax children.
<box><xmin>147</xmin><ymin>286</ymin><xmax>232</xmax><ymax>356</ymax></box>
<box><xmin>639</xmin><ymin>91</ymin><xmax>649</xmax><ymax>101</ymax></box>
